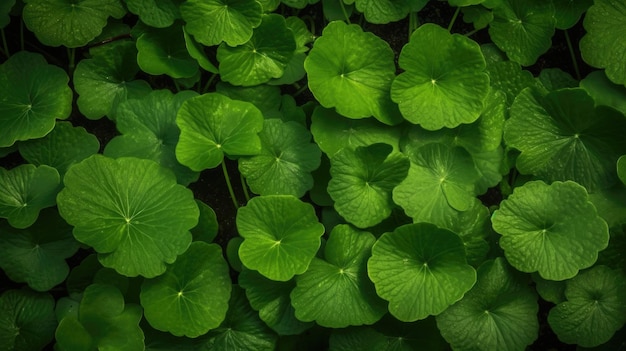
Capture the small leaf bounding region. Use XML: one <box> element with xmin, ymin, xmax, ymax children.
<box><xmin>291</xmin><ymin>225</ymin><xmax>387</xmax><ymax>327</ymax></box>
<box><xmin>0</xmin><ymin>0</ymin><xmax>16</xmax><ymax>28</ymax></box>
<box><xmin>492</xmin><ymin>180</ymin><xmax>609</xmax><ymax>280</ymax></box>
<box><xmin>191</xmin><ymin>200</ymin><xmax>219</xmax><ymax>243</ymax></box>
<box><xmin>391</xmin><ymin>23</ymin><xmax>489</xmax><ymax>130</ymax></box>
<box><xmin>22</xmin><ymin>0</ymin><xmax>126</xmax><ymax>47</ymax></box>
<box><xmin>216</xmin><ymin>82</ymin><xmax>281</xmax><ymax>115</ymax></box>
<box><xmin>353</xmin><ymin>0</ymin><xmax>415</xmax><ymax>24</ymax></box>
<box><xmin>0</xmin><ymin>51</ymin><xmax>72</xmax><ymax>147</ymax></box>
<box><xmin>238</xmin><ymin>119</ymin><xmax>321</xmax><ymax>197</ymax></box>
<box><xmin>548</xmin><ymin>265</ymin><xmax>626</xmax><ymax>347</ymax></box>
<box><xmin>0</xmin><ymin>164</ymin><xmax>60</xmax><ymax>229</ymax></box>
<box><xmin>328</xmin><ymin>143</ymin><xmax>409</xmax><ymax>228</ymax></box>
<box><xmin>136</xmin><ymin>22</ymin><xmax>198</xmax><ymax>78</ymax></box>
<box><xmin>141</xmin><ymin>242</ymin><xmax>232</xmax><ymax>337</ymax></box>
<box><xmin>619</xmin><ymin>156</ymin><xmax>626</xmax><ymax>186</ymax></box>
<box><xmin>183</xmin><ymin>25</ymin><xmax>218</xmax><ymax>73</ymax></box>
<box><xmin>176</xmin><ymin>93</ymin><xmax>264</xmax><ymax>171</ymax></box>
<box><xmin>552</xmin><ymin>0</ymin><xmax>592</xmax><ymax>29</ymax></box>
<box><xmin>180</xmin><ymin>0</ymin><xmax>262</xmax><ymax>47</ymax></box>
<box><xmin>0</xmin><ymin>289</ymin><xmax>56</xmax><ymax>350</ymax></box>
<box><xmin>368</xmin><ymin>223</ymin><xmax>477</xmax><ymax>321</ymax></box>
<box><xmin>580</xmin><ymin>70</ymin><xmax>626</xmax><ymax>115</ymax></box>
<box><xmin>57</xmin><ymin>155</ymin><xmax>198</xmax><ymax>278</ymax></box>
<box><xmin>305</xmin><ymin>21</ymin><xmax>401</xmax><ymax>125</ymax></box>
<box><xmin>126</xmin><ymin>0</ymin><xmax>183</xmax><ymax>28</ymax></box>
<box><xmin>237</xmin><ymin>195</ymin><xmax>325</xmax><ymax>281</ymax></box>
<box><xmin>436</xmin><ymin>258</ymin><xmax>539</xmax><ymax>351</ymax></box>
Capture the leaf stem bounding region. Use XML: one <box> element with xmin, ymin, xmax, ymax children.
<box><xmin>339</xmin><ymin>0</ymin><xmax>351</xmax><ymax>24</ymax></box>
<box><xmin>67</xmin><ymin>47</ymin><xmax>76</xmax><ymax>75</ymax></box>
<box><xmin>563</xmin><ymin>29</ymin><xmax>581</xmax><ymax>80</ymax></box>
<box><xmin>0</xmin><ymin>28</ymin><xmax>9</xmax><ymax>58</ymax></box>
<box><xmin>222</xmin><ymin>160</ymin><xmax>240</xmax><ymax>209</ymax></box>
<box><xmin>240</xmin><ymin>172</ymin><xmax>251</xmax><ymax>202</ymax></box>
<box><xmin>408</xmin><ymin>11</ymin><xmax>419</xmax><ymax>38</ymax></box>
<box><xmin>173</xmin><ymin>78</ymin><xmax>181</xmax><ymax>92</ymax></box>
<box><xmin>20</xmin><ymin>19</ymin><xmax>24</xmax><ymax>51</ymax></box>
<box><xmin>293</xmin><ymin>82</ymin><xmax>309</xmax><ymax>97</ymax></box>
<box><xmin>464</xmin><ymin>28</ymin><xmax>479</xmax><ymax>37</ymax></box>
<box><xmin>448</xmin><ymin>7</ymin><xmax>461</xmax><ymax>32</ymax></box>
<box><xmin>202</xmin><ymin>73</ymin><xmax>217</xmax><ymax>94</ymax></box>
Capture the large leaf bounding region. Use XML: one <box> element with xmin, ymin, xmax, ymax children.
<box><xmin>487</xmin><ymin>0</ymin><xmax>556</xmax><ymax>66</ymax></box>
<box><xmin>491</xmin><ymin>180</ymin><xmax>609</xmax><ymax>281</ymax></box>
<box><xmin>180</xmin><ymin>0</ymin><xmax>262</xmax><ymax>47</ymax></box>
<box><xmin>236</xmin><ymin>195</ymin><xmax>325</xmax><ymax>281</ymax></box>
<box><xmin>0</xmin><ymin>208</ymin><xmax>79</xmax><ymax>292</ymax></box>
<box><xmin>238</xmin><ymin>118</ymin><xmax>321</xmax><ymax>197</ymax></box>
<box><xmin>175</xmin><ymin>93</ymin><xmax>264</xmax><ymax>171</ymax></box>
<box><xmin>0</xmin><ymin>51</ymin><xmax>72</xmax><ymax>147</ymax></box>
<box><xmin>504</xmin><ymin>87</ymin><xmax>626</xmax><ymax>192</ymax></box>
<box><xmin>140</xmin><ymin>242</ymin><xmax>232</xmax><ymax>337</ymax></box>
<box><xmin>391</xmin><ymin>23</ymin><xmax>489</xmax><ymax>130</ymax></box>
<box><xmin>328</xmin><ymin>143</ymin><xmax>409</xmax><ymax>228</ymax></box>
<box><xmin>217</xmin><ymin>14</ymin><xmax>296</xmax><ymax>86</ymax></box>
<box><xmin>436</xmin><ymin>258</ymin><xmax>539</xmax><ymax>351</ymax></box>
<box><xmin>291</xmin><ymin>225</ymin><xmax>387</xmax><ymax>327</ymax></box>
<box><xmin>22</xmin><ymin>0</ymin><xmax>126</xmax><ymax>47</ymax></box>
<box><xmin>305</xmin><ymin>20</ymin><xmax>401</xmax><ymax>125</ymax></box>
<box><xmin>57</xmin><ymin>155</ymin><xmax>198</xmax><ymax>278</ymax></box>
<box><xmin>0</xmin><ymin>289</ymin><xmax>56</xmax><ymax>351</ymax></box>
<box><xmin>580</xmin><ymin>0</ymin><xmax>626</xmax><ymax>85</ymax></box>
<box><xmin>548</xmin><ymin>265</ymin><xmax>626</xmax><ymax>347</ymax></box>
<box><xmin>368</xmin><ymin>223</ymin><xmax>477</xmax><ymax>321</ymax></box>
<box><xmin>0</xmin><ymin>164</ymin><xmax>60</xmax><ymax>229</ymax></box>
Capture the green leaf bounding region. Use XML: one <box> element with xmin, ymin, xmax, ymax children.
<box><xmin>197</xmin><ymin>285</ymin><xmax>278</xmax><ymax>350</ymax></box>
<box><xmin>305</xmin><ymin>21</ymin><xmax>402</xmax><ymax>125</ymax></box>
<box><xmin>19</xmin><ymin>121</ymin><xmax>99</xmax><ymax>177</ymax></box>
<box><xmin>239</xmin><ymin>269</ymin><xmax>313</xmax><ymax>335</ymax></box>
<box><xmin>0</xmin><ymin>0</ymin><xmax>16</xmax><ymax>28</ymax></box>
<box><xmin>368</xmin><ymin>223</ymin><xmax>477</xmax><ymax>321</ymax></box>
<box><xmin>548</xmin><ymin>265</ymin><xmax>626</xmax><ymax>347</ymax></box>
<box><xmin>217</xmin><ymin>14</ymin><xmax>296</xmax><ymax>86</ymax></box>
<box><xmin>176</xmin><ymin>93</ymin><xmax>264</xmax><ymax>171</ymax></box>
<box><xmin>436</xmin><ymin>258</ymin><xmax>539</xmax><ymax>351</ymax></box>
<box><xmin>126</xmin><ymin>0</ymin><xmax>183</xmax><ymax>28</ymax></box>
<box><xmin>619</xmin><ymin>156</ymin><xmax>626</xmax><ymax>186</ymax></box>
<box><xmin>537</xmin><ymin>68</ymin><xmax>577</xmax><ymax>92</ymax></box>
<box><xmin>55</xmin><ymin>284</ymin><xmax>144</xmax><ymax>351</ymax></box>
<box><xmin>236</xmin><ymin>195</ymin><xmax>325</xmax><ymax>281</ymax></box>
<box><xmin>486</xmin><ymin>60</ymin><xmax>539</xmax><ymax>106</ymax></box>
<box><xmin>353</xmin><ymin>0</ymin><xmax>415</xmax><ymax>24</ymax></box>
<box><xmin>0</xmin><ymin>164</ymin><xmax>60</xmax><ymax>229</ymax></box>
<box><xmin>504</xmin><ymin>87</ymin><xmax>626</xmax><ymax>192</ymax></box>
<box><xmin>180</xmin><ymin>0</ymin><xmax>262</xmax><ymax>47</ymax></box>
<box><xmin>57</xmin><ymin>155</ymin><xmax>198</xmax><ymax>278</ymax></box>
<box><xmin>141</xmin><ymin>242</ymin><xmax>231</xmax><ymax>337</ymax></box>
<box><xmin>22</xmin><ymin>0</ymin><xmax>126</xmax><ymax>47</ymax></box>
<box><xmin>0</xmin><ymin>208</ymin><xmax>79</xmax><ymax>292</ymax></box>
<box><xmin>391</xmin><ymin>23</ymin><xmax>489</xmax><ymax>130</ymax></box>
<box><xmin>580</xmin><ymin>70</ymin><xmax>626</xmax><ymax>115</ymax></box>
<box><xmin>552</xmin><ymin>0</ymin><xmax>592</xmax><ymax>29</ymax></box>
<box><xmin>238</xmin><ymin>119</ymin><xmax>321</xmax><ymax>197</ymax></box>
<box><xmin>488</xmin><ymin>0</ymin><xmax>555</xmax><ymax>66</ymax></box>
<box><xmin>136</xmin><ymin>22</ymin><xmax>198</xmax><ymax>78</ymax></box>
<box><xmin>393</xmin><ymin>143</ymin><xmax>480</xmax><ymax>223</ymax></box>
<box><xmin>73</xmin><ymin>40</ymin><xmax>152</xmax><ymax>120</ymax></box>
<box><xmin>462</xmin><ymin>5</ymin><xmax>494</xmax><ymax>30</ymax></box>
<box><xmin>104</xmin><ymin>89</ymin><xmax>199</xmax><ymax>185</ymax></box>
<box><xmin>191</xmin><ymin>200</ymin><xmax>219</xmax><ymax>243</ymax></box>
<box><xmin>0</xmin><ymin>289</ymin><xmax>56</xmax><ymax>351</ymax></box>
<box><xmin>580</xmin><ymin>0</ymin><xmax>626</xmax><ymax>85</ymax></box>
<box><xmin>310</xmin><ymin>106</ymin><xmax>402</xmax><ymax>157</ymax></box>
<box><xmin>183</xmin><ymin>26</ymin><xmax>219</xmax><ymax>74</ymax></box>
<box><xmin>0</xmin><ymin>51</ymin><xmax>72</xmax><ymax>147</ymax></box>
<box><xmin>492</xmin><ymin>180</ymin><xmax>609</xmax><ymax>280</ymax></box>
<box><xmin>329</xmin><ymin>327</ymin><xmax>389</xmax><ymax>351</ymax></box>
<box><xmin>215</xmin><ymin>81</ymin><xmax>281</xmax><ymax>116</ymax></box>
<box><xmin>291</xmin><ymin>225</ymin><xmax>386</xmax><ymax>327</ymax></box>
<box><xmin>328</xmin><ymin>143</ymin><xmax>409</xmax><ymax>228</ymax></box>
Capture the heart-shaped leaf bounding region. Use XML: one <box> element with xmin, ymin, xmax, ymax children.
<box><xmin>135</xmin><ymin>22</ymin><xmax>198</xmax><ymax>78</ymax></box>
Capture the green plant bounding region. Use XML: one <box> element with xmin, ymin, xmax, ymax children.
<box><xmin>1</xmin><ymin>0</ymin><xmax>626</xmax><ymax>350</ymax></box>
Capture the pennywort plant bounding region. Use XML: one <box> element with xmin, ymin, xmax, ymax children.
<box><xmin>1</xmin><ymin>0</ymin><xmax>626</xmax><ymax>350</ymax></box>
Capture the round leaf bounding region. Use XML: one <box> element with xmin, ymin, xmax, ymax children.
<box><xmin>236</xmin><ymin>195</ymin><xmax>325</xmax><ymax>281</ymax></box>
<box><xmin>305</xmin><ymin>21</ymin><xmax>401</xmax><ymax>125</ymax></box>
<box><xmin>141</xmin><ymin>242</ymin><xmax>232</xmax><ymax>337</ymax></box>
<box><xmin>580</xmin><ymin>0</ymin><xmax>626</xmax><ymax>85</ymax></box>
<box><xmin>0</xmin><ymin>51</ymin><xmax>72</xmax><ymax>147</ymax></box>
<box><xmin>391</xmin><ymin>23</ymin><xmax>489</xmax><ymax>130</ymax></box>
<box><xmin>217</xmin><ymin>14</ymin><xmax>296</xmax><ymax>86</ymax></box>
<box><xmin>0</xmin><ymin>289</ymin><xmax>56</xmax><ymax>350</ymax></box>
<box><xmin>126</xmin><ymin>0</ymin><xmax>183</xmax><ymax>28</ymax></box>
<box><xmin>504</xmin><ymin>87</ymin><xmax>626</xmax><ymax>192</ymax></box>
<box><xmin>0</xmin><ymin>164</ymin><xmax>60</xmax><ymax>229</ymax></box>
<box><xmin>57</xmin><ymin>155</ymin><xmax>198</xmax><ymax>278</ymax></box>
<box><xmin>580</xmin><ymin>70</ymin><xmax>626</xmax><ymax>115</ymax></box>
<box><xmin>491</xmin><ymin>180</ymin><xmax>609</xmax><ymax>280</ymax></box>
<box><xmin>22</xmin><ymin>0</ymin><xmax>126</xmax><ymax>47</ymax></box>
<box><xmin>176</xmin><ymin>93</ymin><xmax>264</xmax><ymax>171</ymax></box>
<box><xmin>291</xmin><ymin>225</ymin><xmax>387</xmax><ymax>327</ymax></box>
<box><xmin>368</xmin><ymin>223</ymin><xmax>477</xmax><ymax>321</ymax></box>
<box><xmin>552</xmin><ymin>0</ymin><xmax>592</xmax><ymax>30</ymax></box>
<box><xmin>238</xmin><ymin>119</ymin><xmax>321</xmax><ymax>197</ymax></box>
<box><xmin>328</xmin><ymin>143</ymin><xmax>410</xmax><ymax>228</ymax></box>
<box><xmin>488</xmin><ymin>0</ymin><xmax>556</xmax><ymax>66</ymax></box>
<box><xmin>548</xmin><ymin>265</ymin><xmax>626</xmax><ymax>347</ymax></box>
<box><xmin>0</xmin><ymin>0</ymin><xmax>16</xmax><ymax>28</ymax></box>
<box><xmin>436</xmin><ymin>258</ymin><xmax>539</xmax><ymax>351</ymax></box>
<box><xmin>180</xmin><ymin>0</ymin><xmax>262</xmax><ymax>47</ymax></box>
<box><xmin>136</xmin><ymin>22</ymin><xmax>198</xmax><ymax>78</ymax></box>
